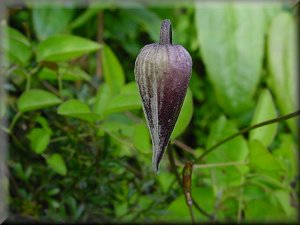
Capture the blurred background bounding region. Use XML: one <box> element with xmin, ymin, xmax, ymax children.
<box><xmin>1</xmin><ymin>0</ymin><xmax>298</xmax><ymax>223</ymax></box>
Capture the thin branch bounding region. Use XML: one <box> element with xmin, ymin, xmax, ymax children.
<box><xmin>194</xmin><ymin>109</ymin><xmax>300</xmax><ymax>164</ymax></box>
<box><xmin>188</xmin><ymin>205</ymin><xmax>195</xmax><ymax>224</ymax></box>
<box><xmin>173</xmin><ymin>139</ymin><xmax>197</xmax><ymax>156</ymax></box>
<box><xmin>8</xmin><ymin>111</ymin><xmax>22</xmax><ymax>133</ymax></box>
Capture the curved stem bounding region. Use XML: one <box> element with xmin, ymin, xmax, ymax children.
<box><xmin>167</xmin><ymin>145</ymin><xmax>213</xmax><ymax>220</ymax></box>
<box><xmin>194</xmin><ymin>109</ymin><xmax>300</xmax><ymax>164</ymax></box>
<box><xmin>8</xmin><ymin>111</ymin><xmax>22</xmax><ymax>133</ymax></box>
<box><xmin>159</xmin><ymin>19</ymin><xmax>172</xmax><ymax>45</ymax></box>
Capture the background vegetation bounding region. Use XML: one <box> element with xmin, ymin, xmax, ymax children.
<box><xmin>1</xmin><ymin>1</ymin><xmax>298</xmax><ymax>223</ymax></box>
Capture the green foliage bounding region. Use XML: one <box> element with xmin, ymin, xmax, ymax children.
<box><xmin>249</xmin><ymin>89</ymin><xmax>277</xmax><ymax>147</ymax></box>
<box><xmin>36</xmin><ymin>35</ymin><xmax>101</xmax><ymax>62</ymax></box>
<box><xmin>58</xmin><ymin>99</ymin><xmax>102</xmax><ymax>122</ymax></box>
<box><xmin>27</xmin><ymin>128</ymin><xmax>51</xmax><ymax>154</ymax></box>
<box><xmin>17</xmin><ymin>89</ymin><xmax>61</xmax><ymax>112</ymax></box>
<box><xmin>46</xmin><ymin>153</ymin><xmax>67</xmax><ymax>176</ymax></box>
<box><xmin>32</xmin><ymin>5</ymin><xmax>74</xmax><ymax>40</ymax></box>
<box><xmin>267</xmin><ymin>12</ymin><xmax>297</xmax><ymax>134</ymax></box>
<box><xmin>102</xmin><ymin>44</ymin><xmax>125</xmax><ymax>95</ymax></box>
<box><xmin>3</xmin><ymin>2</ymin><xmax>298</xmax><ymax>224</ymax></box>
<box><xmin>171</xmin><ymin>88</ymin><xmax>193</xmax><ymax>139</ymax></box>
<box><xmin>3</xmin><ymin>26</ymin><xmax>32</xmax><ymax>65</ymax></box>
<box><xmin>195</xmin><ymin>2</ymin><xmax>266</xmax><ymax>116</ymax></box>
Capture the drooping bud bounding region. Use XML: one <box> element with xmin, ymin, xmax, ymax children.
<box><xmin>134</xmin><ymin>19</ymin><xmax>192</xmax><ymax>172</ymax></box>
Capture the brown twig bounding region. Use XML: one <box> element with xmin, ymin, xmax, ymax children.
<box><xmin>194</xmin><ymin>109</ymin><xmax>300</xmax><ymax>164</ymax></box>
<box><xmin>173</xmin><ymin>139</ymin><xmax>197</xmax><ymax>156</ymax></box>
<box><xmin>167</xmin><ymin>145</ymin><xmax>212</xmax><ymax>220</ymax></box>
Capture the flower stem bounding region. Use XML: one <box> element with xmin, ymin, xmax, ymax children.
<box><xmin>159</xmin><ymin>19</ymin><xmax>172</xmax><ymax>45</ymax></box>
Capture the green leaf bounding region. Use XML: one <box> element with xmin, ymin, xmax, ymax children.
<box><xmin>27</xmin><ymin>128</ymin><xmax>51</xmax><ymax>154</ymax></box>
<box><xmin>249</xmin><ymin>89</ymin><xmax>277</xmax><ymax>147</ymax></box>
<box><xmin>204</xmin><ymin>115</ymin><xmax>249</xmax><ymax>187</ymax></box>
<box><xmin>3</xmin><ymin>26</ymin><xmax>31</xmax><ymax>65</ymax></box>
<box><xmin>133</xmin><ymin>123</ymin><xmax>151</xmax><ymax>154</ymax></box>
<box><xmin>46</xmin><ymin>153</ymin><xmax>67</xmax><ymax>176</ymax></box>
<box><xmin>249</xmin><ymin>139</ymin><xmax>284</xmax><ymax>179</ymax></box>
<box><xmin>206</xmin><ymin>115</ymin><xmax>248</xmax><ymax>163</ymax></box>
<box><xmin>93</xmin><ymin>83</ymin><xmax>112</xmax><ymax>116</ymax></box>
<box><xmin>103</xmin><ymin>83</ymin><xmax>141</xmax><ymax>115</ymax></box>
<box><xmin>58</xmin><ymin>99</ymin><xmax>102</xmax><ymax>122</ymax></box>
<box><xmin>164</xmin><ymin>194</ymin><xmax>191</xmax><ymax>222</ymax></box>
<box><xmin>69</xmin><ymin>7</ymin><xmax>100</xmax><ymax>30</ymax></box>
<box><xmin>38</xmin><ymin>66</ymin><xmax>91</xmax><ymax>81</ymax></box>
<box><xmin>244</xmin><ymin>183</ymin><xmax>295</xmax><ymax>222</ymax></box>
<box><xmin>32</xmin><ymin>5</ymin><xmax>74</xmax><ymax>40</ymax></box>
<box><xmin>195</xmin><ymin>2</ymin><xmax>266</xmax><ymax>116</ymax></box>
<box><xmin>244</xmin><ymin>189</ymin><xmax>287</xmax><ymax>222</ymax></box>
<box><xmin>156</xmin><ymin>173</ymin><xmax>174</xmax><ymax>193</ymax></box>
<box><xmin>17</xmin><ymin>89</ymin><xmax>61</xmax><ymax>112</ymax></box>
<box><xmin>273</xmin><ymin>189</ymin><xmax>296</xmax><ymax>217</ymax></box>
<box><xmin>102</xmin><ymin>45</ymin><xmax>125</xmax><ymax>95</ymax></box>
<box><xmin>273</xmin><ymin>134</ymin><xmax>297</xmax><ymax>183</ymax></box>
<box><xmin>171</xmin><ymin>88</ymin><xmax>193</xmax><ymax>139</ymax></box>
<box><xmin>267</xmin><ymin>12</ymin><xmax>297</xmax><ymax>134</ymax></box>
<box><xmin>36</xmin><ymin>35</ymin><xmax>101</xmax><ymax>62</ymax></box>
<box><xmin>122</xmin><ymin>7</ymin><xmax>161</xmax><ymax>42</ymax></box>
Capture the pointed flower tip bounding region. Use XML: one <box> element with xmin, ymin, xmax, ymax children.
<box><xmin>152</xmin><ymin>157</ymin><xmax>160</xmax><ymax>173</ymax></box>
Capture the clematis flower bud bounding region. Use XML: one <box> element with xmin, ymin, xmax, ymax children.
<box><xmin>134</xmin><ymin>19</ymin><xmax>192</xmax><ymax>172</ymax></box>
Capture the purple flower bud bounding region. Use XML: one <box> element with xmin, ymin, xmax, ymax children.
<box><xmin>134</xmin><ymin>19</ymin><xmax>192</xmax><ymax>172</ymax></box>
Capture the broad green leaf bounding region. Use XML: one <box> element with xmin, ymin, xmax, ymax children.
<box><xmin>35</xmin><ymin>116</ymin><xmax>51</xmax><ymax>132</ymax></box>
<box><xmin>249</xmin><ymin>89</ymin><xmax>277</xmax><ymax>147</ymax></box>
<box><xmin>156</xmin><ymin>173</ymin><xmax>174</xmax><ymax>193</ymax></box>
<box><xmin>164</xmin><ymin>187</ymin><xmax>214</xmax><ymax>222</ymax></box>
<box><xmin>2</xmin><ymin>26</ymin><xmax>31</xmax><ymax>65</ymax></box>
<box><xmin>38</xmin><ymin>66</ymin><xmax>91</xmax><ymax>81</ymax></box>
<box><xmin>102</xmin><ymin>45</ymin><xmax>125</xmax><ymax>95</ymax></box>
<box><xmin>244</xmin><ymin>189</ymin><xmax>289</xmax><ymax>222</ymax></box>
<box><xmin>171</xmin><ymin>88</ymin><xmax>193</xmax><ymax>139</ymax></box>
<box><xmin>103</xmin><ymin>121</ymin><xmax>134</xmax><ymax>139</ymax></box>
<box><xmin>133</xmin><ymin>123</ymin><xmax>151</xmax><ymax>154</ymax></box>
<box><xmin>58</xmin><ymin>99</ymin><xmax>102</xmax><ymax>122</ymax></box>
<box><xmin>103</xmin><ymin>83</ymin><xmax>141</xmax><ymax>115</ymax></box>
<box><xmin>27</xmin><ymin>128</ymin><xmax>51</xmax><ymax>154</ymax></box>
<box><xmin>36</xmin><ymin>35</ymin><xmax>101</xmax><ymax>62</ymax></box>
<box><xmin>206</xmin><ymin>115</ymin><xmax>248</xmax><ymax>164</ymax></box>
<box><xmin>122</xmin><ymin>7</ymin><xmax>161</xmax><ymax>42</ymax></box>
<box><xmin>94</xmin><ymin>83</ymin><xmax>112</xmax><ymax>115</ymax></box>
<box><xmin>273</xmin><ymin>134</ymin><xmax>297</xmax><ymax>183</ymax></box>
<box><xmin>69</xmin><ymin>7</ymin><xmax>100</xmax><ymax>30</ymax></box>
<box><xmin>32</xmin><ymin>5</ymin><xmax>73</xmax><ymax>40</ymax></box>
<box><xmin>204</xmin><ymin>115</ymin><xmax>249</xmax><ymax>187</ymax></box>
<box><xmin>249</xmin><ymin>139</ymin><xmax>284</xmax><ymax>179</ymax></box>
<box><xmin>195</xmin><ymin>2</ymin><xmax>266</xmax><ymax>116</ymax></box>
<box><xmin>267</xmin><ymin>12</ymin><xmax>297</xmax><ymax>134</ymax></box>
<box><xmin>163</xmin><ymin>194</ymin><xmax>192</xmax><ymax>222</ymax></box>
<box><xmin>192</xmin><ymin>186</ymin><xmax>215</xmax><ymax>220</ymax></box>
<box><xmin>244</xmin><ymin>182</ymin><xmax>295</xmax><ymax>222</ymax></box>
<box><xmin>17</xmin><ymin>89</ymin><xmax>61</xmax><ymax>112</ymax></box>
<box><xmin>46</xmin><ymin>153</ymin><xmax>67</xmax><ymax>176</ymax></box>
<box><xmin>273</xmin><ymin>189</ymin><xmax>296</xmax><ymax>217</ymax></box>
<box><xmin>104</xmin><ymin>95</ymin><xmax>141</xmax><ymax>115</ymax></box>
<box><xmin>115</xmin><ymin>202</ymin><xmax>128</xmax><ymax>218</ymax></box>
